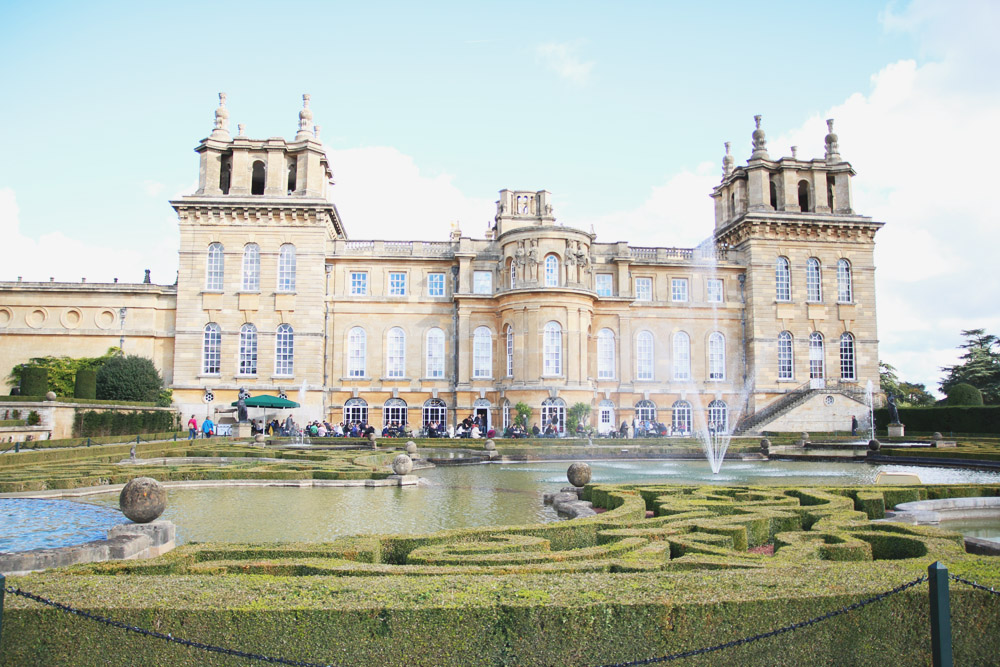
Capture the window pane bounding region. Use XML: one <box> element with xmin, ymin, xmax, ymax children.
<box><xmin>778</xmin><ymin>331</ymin><xmax>794</xmax><ymax>380</ymax></box>
<box><xmin>386</xmin><ymin>327</ymin><xmax>405</xmax><ymax>377</ymax></box>
<box><xmin>203</xmin><ymin>324</ymin><xmax>221</xmax><ymax>374</ymax></box>
<box><xmin>389</xmin><ymin>272</ymin><xmax>406</xmax><ymax>296</ymax></box>
<box><xmin>598</xmin><ymin>329</ymin><xmax>615</xmax><ymax>379</ymax></box>
<box><xmin>673</xmin><ymin>332</ymin><xmax>690</xmax><ymax>380</ymax></box>
<box><xmin>840</xmin><ymin>333</ymin><xmax>856</xmax><ymax>380</ymax></box>
<box><xmin>708</xmin><ymin>333</ymin><xmax>725</xmax><ymax>380</ymax></box>
<box><xmin>838</xmin><ymin>260</ymin><xmax>853</xmax><ymax>303</ymax></box>
<box><xmin>350</xmin><ymin>272</ymin><xmax>368</xmax><ymax>295</ymax></box>
<box><xmin>543</xmin><ymin>322</ymin><xmax>562</xmax><ymax>375</ymax></box>
<box><xmin>671</xmin><ymin>278</ymin><xmax>688</xmax><ymax>302</ymax></box>
<box><xmin>672</xmin><ymin>401</ymin><xmax>691</xmax><ymax>433</ymax></box>
<box><xmin>242</xmin><ymin>244</ymin><xmax>260</xmax><ymax>291</ymax></box>
<box><xmin>637</xmin><ymin>332</ymin><xmax>653</xmax><ymax>380</ymax></box>
<box><xmin>427</xmin><ymin>328</ymin><xmax>444</xmax><ymax>378</ymax></box>
<box><xmin>428</xmin><ymin>273</ymin><xmax>445</xmax><ymax>296</ymax></box>
<box><xmin>809</xmin><ymin>332</ymin><xmax>825</xmax><ymax>379</ymax></box>
<box><xmin>278</xmin><ymin>245</ymin><xmax>296</xmax><ymax>292</ymax></box>
<box><xmin>473</xmin><ymin>271</ymin><xmax>492</xmax><ymax>294</ymax></box>
<box><xmin>348</xmin><ymin>327</ymin><xmax>366</xmax><ymax>377</ymax></box>
<box><xmin>275</xmin><ymin>324</ymin><xmax>294</xmax><ymax>376</ymax></box>
<box><xmin>635</xmin><ymin>277</ymin><xmax>652</xmax><ymax>301</ymax></box>
<box><xmin>545</xmin><ymin>256</ymin><xmax>559</xmax><ymax>287</ymax></box>
<box><xmin>206</xmin><ymin>243</ymin><xmax>224</xmax><ymax>291</ymax></box>
<box><xmin>707</xmin><ymin>279</ymin><xmax>723</xmax><ymax>303</ymax></box>
<box><xmin>473</xmin><ymin>327</ymin><xmax>492</xmax><ymax>378</ymax></box>
<box><xmin>596</xmin><ymin>274</ymin><xmax>613</xmax><ymax>297</ymax></box>
<box><xmin>775</xmin><ymin>257</ymin><xmax>790</xmax><ymax>301</ymax></box>
<box><xmin>806</xmin><ymin>258</ymin><xmax>822</xmax><ymax>302</ymax></box>
<box><xmin>506</xmin><ymin>327</ymin><xmax>514</xmax><ymax>377</ymax></box>
<box><xmin>239</xmin><ymin>324</ymin><xmax>257</xmax><ymax>376</ymax></box>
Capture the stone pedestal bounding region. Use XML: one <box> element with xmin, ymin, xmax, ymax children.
<box><xmin>887</xmin><ymin>423</ymin><xmax>905</xmax><ymax>437</ymax></box>
<box><xmin>235</xmin><ymin>422</ymin><xmax>252</xmax><ymax>439</ymax></box>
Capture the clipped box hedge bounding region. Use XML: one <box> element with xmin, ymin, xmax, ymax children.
<box><xmin>875</xmin><ymin>405</ymin><xmax>1000</xmax><ymax>434</ymax></box>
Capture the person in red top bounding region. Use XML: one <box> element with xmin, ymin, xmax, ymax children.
<box><xmin>187</xmin><ymin>414</ymin><xmax>198</xmax><ymax>440</ymax></box>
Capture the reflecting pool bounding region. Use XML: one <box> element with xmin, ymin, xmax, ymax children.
<box><xmin>0</xmin><ymin>498</ymin><xmax>123</xmax><ymax>553</ymax></box>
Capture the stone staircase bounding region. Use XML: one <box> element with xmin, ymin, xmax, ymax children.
<box><xmin>735</xmin><ymin>381</ymin><xmax>871</xmax><ymax>434</ymax></box>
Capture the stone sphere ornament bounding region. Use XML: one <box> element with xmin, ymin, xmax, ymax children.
<box><xmin>45</xmin><ymin>391</ymin><xmax>57</xmax><ymax>401</ymax></box>
<box><xmin>932</xmin><ymin>432</ymin><xmax>943</xmax><ymax>441</ymax></box>
<box><xmin>868</xmin><ymin>439</ymin><xmax>881</xmax><ymax>452</ymax></box>
<box><xmin>759</xmin><ymin>437</ymin><xmax>771</xmax><ymax>453</ymax></box>
<box><xmin>405</xmin><ymin>441</ymin><xmax>417</xmax><ymax>455</ymax></box>
<box><xmin>484</xmin><ymin>439</ymin><xmax>496</xmax><ymax>451</ymax></box>
<box><xmin>119</xmin><ymin>476</ymin><xmax>167</xmax><ymax>523</ymax></box>
<box><xmin>567</xmin><ymin>462</ymin><xmax>592</xmax><ymax>488</ymax></box>
<box><xmin>392</xmin><ymin>454</ymin><xmax>413</xmax><ymax>476</ymax></box>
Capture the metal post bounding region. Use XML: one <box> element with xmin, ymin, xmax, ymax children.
<box><xmin>86</xmin><ymin>437</ymin><xmax>91</xmax><ymax>447</ymax></box>
<box><xmin>929</xmin><ymin>561</ymin><xmax>953</xmax><ymax>667</ymax></box>
<box><xmin>1</xmin><ymin>572</ymin><xmax>5</xmax><ymax>646</ymax></box>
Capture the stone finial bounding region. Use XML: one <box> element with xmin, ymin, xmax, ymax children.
<box><xmin>722</xmin><ymin>141</ymin><xmax>735</xmax><ymax>179</ymax></box>
<box><xmin>314</xmin><ymin>124</ymin><xmax>321</xmax><ymax>140</ymax></box>
<box><xmin>237</xmin><ymin>123</ymin><xmax>246</xmax><ymax>137</ymax></box>
<box><xmin>750</xmin><ymin>114</ymin><xmax>768</xmax><ymax>160</ymax></box>
<box><xmin>296</xmin><ymin>94</ymin><xmax>315</xmax><ymax>140</ymax></box>
<box><xmin>790</xmin><ymin>146</ymin><xmax>798</xmax><ymax>159</ymax></box>
<box><xmin>211</xmin><ymin>92</ymin><xmax>231</xmax><ymax>140</ymax></box>
<box><xmin>825</xmin><ymin>118</ymin><xmax>841</xmax><ymax>163</ymax></box>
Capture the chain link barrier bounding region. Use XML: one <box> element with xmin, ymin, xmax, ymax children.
<box><xmin>592</xmin><ymin>574</ymin><xmax>928</xmax><ymax>667</ymax></box>
<box><xmin>3</xmin><ymin>586</ymin><xmax>336</xmax><ymax>667</ymax></box>
<box><xmin>2</xmin><ymin>574</ymin><xmax>939</xmax><ymax>666</ymax></box>
<box><xmin>949</xmin><ymin>573</ymin><xmax>1000</xmax><ymax>597</ymax></box>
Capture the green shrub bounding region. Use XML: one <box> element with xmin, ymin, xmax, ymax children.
<box><xmin>74</xmin><ymin>369</ymin><xmax>97</xmax><ymax>399</ymax></box>
<box><xmin>26</xmin><ymin>410</ymin><xmax>41</xmax><ymax>426</ymax></box>
<box><xmin>947</xmin><ymin>382</ymin><xmax>984</xmax><ymax>406</ymax></box>
<box><xmin>20</xmin><ymin>367</ymin><xmax>48</xmax><ymax>396</ymax></box>
<box><xmin>514</xmin><ymin>401</ymin><xmax>531</xmax><ymax>428</ymax></box>
<box><xmin>95</xmin><ymin>355</ymin><xmax>164</xmax><ymax>403</ymax></box>
<box><xmin>72</xmin><ymin>409</ymin><xmax>177</xmax><ymax>437</ymax></box>
<box><xmin>874</xmin><ymin>405</ymin><xmax>1000</xmax><ymax>433</ymax></box>
<box><xmin>567</xmin><ymin>402</ymin><xmax>590</xmax><ymax>433</ymax></box>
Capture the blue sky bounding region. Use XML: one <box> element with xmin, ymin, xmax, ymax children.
<box><xmin>1</xmin><ymin>0</ymin><xmax>998</xmax><ymax>395</ymax></box>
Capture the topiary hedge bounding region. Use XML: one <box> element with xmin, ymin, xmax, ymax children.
<box><xmin>73</xmin><ymin>410</ymin><xmax>178</xmax><ymax>437</ymax></box>
<box><xmin>874</xmin><ymin>405</ymin><xmax>1000</xmax><ymax>434</ymax></box>
<box><xmin>19</xmin><ymin>367</ymin><xmax>48</xmax><ymax>396</ymax></box>
<box><xmin>73</xmin><ymin>369</ymin><xmax>97</xmax><ymax>400</ymax></box>
<box><xmin>947</xmin><ymin>382</ymin><xmax>984</xmax><ymax>406</ymax></box>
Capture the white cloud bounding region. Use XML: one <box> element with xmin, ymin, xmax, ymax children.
<box><xmin>535</xmin><ymin>42</ymin><xmax>594</xmax><ymax>85</ymax></box>
<box><xmin>142</xmin><ymin>180</ymin><xmax>165</xmax><ymax>197</ymax></box>
<box><xmin>0</xmin><ymin>188</ymin><xmax>177</xmax><ymax>284</ymax></box>
<box><xmin>326</xmin><ymin>147</ymin><xmax>495</xmax><ymax>240</ymax></box>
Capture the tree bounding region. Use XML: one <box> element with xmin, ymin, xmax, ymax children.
<box><xmin>513</xmin><ymin>402</ymin><xmax>532</xmax><ymax>429</ymax></box>
<box><xmin>879</xmin><ymin>361</ymin><xmax>901</xmax><ymax>400</ymax></box>
<box><xmin>566</xmin><ymin>402</ymin><xmax>591</xmax><ymax>433</ymax></box>
<box><xmin>898</xmin><ymin>382</ymin><xmax>935</xmax><ymax>406</ymax></box>
<box><xmin>946</xmin><ymin>383</ymin><xmax>984</xmax><ymax>406</ymax></box>
<box><xmin>96</xmin><ymin>355</ymin><xmax>164</xmax><ymax>403</ymax></box>
<box><xmin>8</xmin><ymin>348</ymin><xmax>119</xmax><ymax>397</ymax></box>
<box><xmin>940</xmin><ymin>329</ymin><xmax>1000</xmax><ymax>404</ymax></box>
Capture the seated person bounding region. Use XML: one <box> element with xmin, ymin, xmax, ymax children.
<box><xmin>532</xmin><ymin>424</ymin><xmax>541</xmax><ymax>437</ymax></box>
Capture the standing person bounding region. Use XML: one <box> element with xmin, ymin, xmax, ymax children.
<box><xmin>187</xmin><ymin>414</ymin><xmax>198</xmax><ymax>440</ymax></box>
<box><xmin>202</xmin><ymin>416</ymin><xmax>215</xmax><ymax>438</ymax></box>
<box><xmin>851</xmin><ymin>415</ymin><xmax>859</xmax><ymax>436</ymax></box>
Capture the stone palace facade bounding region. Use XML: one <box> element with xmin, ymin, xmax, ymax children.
<box><xmin>0</xmin><ymin>96</ymin><xmax>883</xmax><ymax>435</ymax></box>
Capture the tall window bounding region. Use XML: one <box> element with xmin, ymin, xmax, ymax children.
<box><xmin>510</xmin><ymin>262</ymin><xmax>518</xmax><ymax>289</ymax></box>
<box><xmin>473</xmin><ymin>327</ymin><xmax>492</xmax><ymax>378</ymax></box>
<box><xmin>277</xmin><ymin>244</ymin><xmax>296</xmax><ymax>292</ymax></box>
<box><xmin>806</xmin><ymin>258</ymin><xmax>822</xmax><ymax>302</ymax></box>
<box><xmin>635</xmin><ymin>399</ymin><xmax>656</xmax><ymax>423</ymax></box>
<box><xmin>809</xmin><ymin>332</ymin><xmax>825</xmax><ymax>379</ymax></box>
<box><xmin>386</xmin><ymin>327</ymin><xmax>405</xmax><ymax>378</ymax></box>
<box><xmin>707</xmin><ymin>278</ymin><xmax>723</xmax><ymax>303</ymax></box>
<box><xmin>543</xmin><ymin>322</ymin><xmax>562</xmax><ymax>376</ymax></box>
<box><xmin>544</xmin><ymin>255</ymin><xmax>559</xmax><ymax>287</ymax></box>
<box><xmin>505</xmin><ymin>326</ymin><xmax>514</xmax><ymax>377</ymax></box>
<box><xmin>251</xmin><ymin>160</ymin><xmax>266</xmax><ymax>195</ymax></box>
<box><xmin>348</xmin><ymin>327</ymin><xmax>366</xmax><ymax>377</ymax></box>
<box><xmin>837</xmin><ymin>259</ymin><xmax>853</xmax><ymax>303</ymax></box>
<box><xmin>840</xmin><ymin>332</ymin><xmax>856</xmax><ymax>381</ymax></box>
<box><xmin>382</xmin><ymin>398</ymin><xmax>407</xmax><ymax>428</ymax></box>
<box><xmin>242</xmin><ymin>244</ymin><xmax>260</xmax><ymax>291</ymax></box>
<box><xmin>428</xmin><ymin>272</ymin><xmax>445</xmax><ymax>297</ymax></box>
<box><xmin>206</xmin><ymin>243</ymin><xmax>224</xmax><ymax>291</ymax></box>
<box><xmin>635</xmin><ymin>277</ymin><xmax>652</xmax><ymax>301</ymax></box>
<box><xmin>595</xmin><ymin>273</ymin><xmax>613</xmax><ymax>297</ymax></box>
<box><xmin>775</xmin><ymin>257</ymin><xmax>791</xmax><ymax>302</ymax></box>
<box><xmin>238</xmin><ymin>323</ymin><xmax>257</xmax><ymax>376</ymax></box>
<box><xmin>426</xmin><ymin>328</ymin><xmax>445</xmax><ymax>378</ymax></box>
<box><xmin>503</xmin><ymin>400</ymin><xmax>511</xmax><ymax>430</ymax></box>
<box><xmin>202</xmin><ymin>323</ymin><xmax>221</xmax><ymax>375</ymax></box>
<box><xmin>275</xmin><ymin>324</ymin><xmax>294</xmax><ymax>376</ymax></box>
<box><xmin>708</xmin><ymin>400</ymin><xmax>728</xmax><ymax>432</ymax></box>
<box><xmin>778</xmin><ymin>331</ymin><xmax>794</xmax><ymax>380</ymax></box>
<box><xmin>636</xmin><ymin>331</ymin><xmax>654</xmax><ymax>380</ymax></box>
<box><xmin>672</xmin><ymin>400</ymin><xmax>692</xmax><ymax>434</ymax></box>
<box><xmin>350</xmin><ymin>271</ymin><xmax>368</xmax><ymax>296</ymax></box>
<box><xmin>708</xmin><ymin>332</ymin><xmax>725</xmax><ymax>380</ymax></box>
<box><xmin>344</xmin><ymin>398</ymin><xmax>368</xmax><ymax>425</ymax></box>
<box><xmin>389</xmin><ymin>272</ymin><xmax>406</xmax><ymax>296</ymax></box>
<box><xmin>673</xmin><ymin>332</ymin><xmax>691</xmax><ymax>381</ymax></box>
<box><xmin>671</xmin><ymin>278</ymin><xmax>689</xmax><ymax>302</ymax></box>
<box><xmin>473</xmin><ymin>271</ymin><xmax>493</xmax><ymax>294</ymax></box>
<box><xmin>423</xmin><ymin>398</ymin><xmax>447</xmax><ymax>431</ymax></box>
<box><xmin>598</xmin><ymin>399</ymin><xmax>615</xmax><ymax>435</ymax></box>
<box><xmin>597</xmin><ymin>328</ymin><xmax>615</xmax><ymax>379</ymax></box>
<box><xmin>541</xmin><ymin>397</ymin><xmax>565</xmax><ymax>433</ymax></box>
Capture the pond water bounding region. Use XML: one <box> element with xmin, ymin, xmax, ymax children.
<box><xmin>0</xmin><ymin>498</ymin><xmax>123</xmax><ymax>553</ymax></box>
<box><xmin>5</xmin><ymin>459</ymin><xmax>1000</xmax><ymax>551</ymax></box>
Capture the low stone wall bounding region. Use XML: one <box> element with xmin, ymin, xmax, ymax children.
<box><xmin>886</xmin><ymin>496</ymin><xmax>1000</xmax><ymax>524</ymax></box>
<box><xmin>0</xmin><ymin>521</ymin><xmax>176</xmax><ymax>576</ymax></box>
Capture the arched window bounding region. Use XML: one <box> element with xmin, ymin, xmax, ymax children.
<box><xmin>382</xmin><ymin>398</ymin><xmax>407</xmax><ymax>428</ymax></box>
<box><xmin>386</xmin><ymin>327</ymin><xmax>405</xmax><ymax>378</ymax></box>
<box><xmin>505</xmin><ymin>326</ymin><xmax>514</xmax><ymax>377</ymax></box>
<box><xmin>219</xmin><ymin>155</ymin><xmax>232</xmax><ymax>195</ymax></box>
<box><xmin>809</xmin><ymin>332</ymin><xmax>825</xmax><ymax>381</ymax></box>
<box><xmin>286</xmin><ymin>159</ymin><xmax>297</xmax><ymax>194</ymax></box>
<box><xmin>598</xmin><ymin>399</ymin><xmax>615</xmax><ymax>435</ymax></box>
<box><xmin>344</xmin><ymin>397</ymin><xmax>368</xmax><ymax>425</ymax></box>
<box><xmin>544</xmin><ymin>254</ymin><xmax>559</xmax><ymax>287</ymax></box>
<box><xmin>672</xmin><ymin>400</ymin><xmax>692</xmax><ymax>434</ymax></box>
<box><xmin>541</xmin><ymin>397</ymin><xmax>566</xmax><ymax>433</ymax></box>
<box><xmin>840</xmin><ymin>332</ymin><xmax>856</xmax><ymax>381</ymax></box>
<box><xmin>205</xmin><ymin>243</ymin><xmax>224</xmax><ymax>291</ymax></box>
<box><xmin>597</xmin><ymin>328</ymin><xmax>615</xmax><ymax>379</ymax></box>
<box><xmin>708</xmin><ymin>332</ymin><xmax>725</xmax><ymax>380</ymax></box>
<box><xmin>635</xmin><ymin>399</ymin><xmax>657</xmax><ymax>423</ymax></box>
<box><xmin>347</xmin><ymin>327</ymin><xmax>366</xmax><ymax>377</ymax></box>
<box><xmin>837</xmin><ymin>259</ymin><xmax>853</xmax><ymax>303</ymax></box>
<box><xmin>426</xmin><ymin>328</ymin><xmax>445</xmax><ymax>378</ymax></box>
<box><xmin>509</xmin><ymin>259</ymin><xmax>517</xmax><ymax>289</ymax></box>
<box><xmin>275</xmin><ymin>324</ymin><xmax>294</xmax><ymax>376</ymax></box>
<box><xmin>775</xmin><ymin>257</ymin><xmax>791</xmax><ymax>302</ymax></box>
<box><xmin>423</xmin><ymin>398</ymin><xmax>447</xmax><ymax>431</ymax></box>
<box><xmin>708</xmin><ymin>400</ymin><xmax>728</xmax><ymax>433</ymax></box>
<box><xmin>806</xmin><ymin>258</ymin><xmax>822</xmax><ymax>302</ymax></box>
<box><xmin>798</xmin><ymin>180</ymin><xmax>810</xmax><ymax>212</ymax></box>
<box><xmin>502</xmin><ymin>400</ymin><xmax>511</xmax><ymax>430</ymax></box>
<box><xmin>242</xmin><ymin>243</ymin><xmax>260</xmax><ymax>291</ymax></box>
<box><xmin>778</xmin><ymin>331</ymin><xmax>794</xmax><ymax>380</ymax></box>
<box><xmin>769</xmin><ymin>179</ymin><xmax>778</xmax><ymax>209</ymax></box>
<box><xmin>202</xmin><ymin>323</ymin><xmax>221</xmax><ymax>375</ymax></box>
<box><xmin>251</xmin><ymin>160</ymin><xmax>266</xmax><ymax>195</ymax></box>
<box><xmin>673</xmin><ymin>332</ymin><xmax>690</xmax><ymax>381</ymax></box>
<box><xmin>543</xmin><ymin>322</ymin><xmax>562</xmax><ymax>376</ymax></box>
<box><xmin>278</xmin><ymin>244</ymin><xmax>296</xmax><ymax>292</ymax></box>
<box><xmin>473</xmin><ymin>327</ymin><xmax>492</xmax><ymax>378</ymax></box>
<box><xmin>238</xmin><ymin>323</ymin><xmax>257</xmax><ymax>376</ymax></box>
<box><xmin>636</xmin><ymin>331</ymin><xmax>654</xmax><ymax>380</ymax></box>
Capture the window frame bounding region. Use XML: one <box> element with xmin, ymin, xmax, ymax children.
<box><xmin>347</xmin><ymin>327</ymin><xmax>367</xmax><ymax>378</ymax></box>
<box><xmin>274</xmin><ymin>323</ymin><xmax>294</xmax><ymax>377</ymax></box>
<box><xmin>241</xmin><ymin>243</ymin><xmax>260</xmax><ymax>292</ymax></box>
<box><xmin>385</xmin><ymin>327</ymin><xmax>406</xmax><ymax>378</ymax></box>
<box><xmin>472</xmin><ymin>326</ymin><xmax>492</xmax><ymax>379</ymax></box>
<box><xmin>636</xmin><ymin>331</ymin><xmax>654</xmax><ymax>380</ymax></box>
<box><xmin>837</xmin><ymin>259</ymin><xmax>853</xmax><ymax>303</ymax></box>
<box><xmin>426</xmin><ymin>327</ymin><xmax>445</xmax><ymax>379</ymax></box>
<box><xmin>277</xmin><ymin>244</ymin><xmax>296</xmax><ymax>292</ymax></box>
<box><xmin>202</xmin><ymin>323</ymin><xmax>221</xmax><ymax>375</ymax></box>
<box><xmin>806</xmin><ymin>257</ymin><xmax>822</xmax><ymax>303</ymax></box>
<box><xmin>238</xmin><ymin>323</ymin><xmax>258</xmax><ymax>376</ymax></box>
<box><xmin>597</xmin><ymin>328</ymin><xmax>616</xmax><ymax>379</ymax></box>
<box><xmin>544</xmin><ymin>255</ymin><xmax>559</xmax><ymax>287</ymax></box>
<box><xmin>778</xmin><ymin>331</ymin><xmax>794</xmax><ymax>380</ymax></box>
<box><xmin>205</xmin><ymin>243</ymin><xmax>224</xmax><ymax>291</ymax></box>
<box><xmin>708</xmin><ymin>332</ymin><xmax>725</xmax><ymax>380</ymax></box>
<box><xmin>671</xmin><ymin>277</ymin><xmax>689</xmax><ymax>302</ymax></box>
<box><xmin>775</xmin><ymin>256</ymin><xmax>791</xmax><ymax>302</ymax></box>
<box><xmin>388</xmin><ymin>272</ymin><xmax>407</xmax><ymax>296</ymax></box>
<box><xmin>349</xmin><ymin>271</ymin><xmax>368</xmax><ymax>296</ymax></box>
<box><xmin>707</xmin><ymin>278</ymin><xmax>723</xmax><ymax>303</ymax></box>
<box><xmin>634</xmin><ymin>276</ymin><xmax>653</xmax><ymax>301</ymax></box>
<box><xmin>428</xmin><ymin>272</ymin><xmax>445</xmax><ymax>297</ymax></box>
<box><xmin>473</xmin><ymin>270</ymin><xmax>493</xmax><ymax>295</ymax></box>
<box><xmin>840</xmin><ymin>332</ymin><xmax>856</xmax><ymax>381</ymax></box>
<box><xmin>543</xmin><ymin>321</ymin><xmax>563</xmax><ymax>376</ymax></box>
<box><xmin>672</xmin><ymin>332</ymin><xmax>691</xmax><ymax>381</ymax></box>
<box><xmin>505</xmin><ymin>326</ymin><xmax>514</xmax><ymax>378</ymax></box>
<box><xmin>595</xmin><ymin>273</ymin><xmax>613</xmax><ymax>297</ymax></box>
